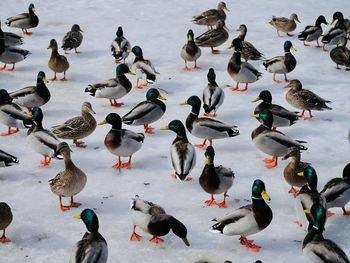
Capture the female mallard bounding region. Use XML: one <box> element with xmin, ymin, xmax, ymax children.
<box><xmin>195</xmin><ymin>21</ymin><xmax>229</xmax><ymax>54</ymax></box>
<box><xmin>47</xmin><ymin>39</ymin><xmax>70</xmax><ymax>81</ymax></box>
<box><xmin>322</xmin><ymin>12</ymin><xmax>347</xmax><ymax>52</ymax></box>
<box><xmin>27</xmin><ymin>107</ymin><xmax>60</xmax><ymax>166</ymax></box>
<box><xmin>210</xmin><ymin>179</ymin><xmax>272</xmax><ymax>252</ymax></box>
<box><xmin>236</xmin><ymin>24</ymin><xmax>264</xmax><ymax>61</ymax></box>
<box><xmin>285</xmin><ymin>79</ymin><xmax>332</xmax><ymax>120</ymax></box>
<box><xmin>111</xmin><ymin>26</ymin><xmax>131</xmax><ymax>64</ymax></box>
<box><xmin>252</xmin><ymin>90</ymin><xmax>298</xmax><ymax>129</ymax></box>
<box><xmin>130</xmin><ymin>196</ymin><xmax>190</xmax><ymax>246</ymax></box>
<box><xmin>282</xmin><ymin>147</ymin><xmax>308</xmax><ymax>196</ymax></box>
<box><xmin>330</xmin><ymin>37</ymin><xmax>350</xmax><ymax>70</ymax></box>
<box><xmin>10</xmin><ymin>71</ymin><xmax>50</xmax><ymax>113</ymax></box>
<box><xmin>0</xmin><ymin>89</ymin><xmax>31</xmax><ymax>136</ymax></box>
<box><xmin>52</xmin><ymin>102</ymin><xmax>96</xmax><ymax>148</ymax></box>
<box><xmin>192</xmin><ymin>2</ymin><xmax>229</xmax><ymax>30</ymax></box>
<box><xmin>227</xmin><ymin>38</ymin><xmax>262</xmax><ymax>92</ymax></box>
<box><xmin>303</xmin><ymin>203</ymin><xmax>349</xmax><ymax>262</ymax></box>
<box><xmin>298</xmin><ymin>15</ymin><xmax>328</xmax><ymax>47</ymax></box>
<box><xmin>0</xmin><ymin>149</ymin><xmax>18</xmax><ymax>167</ymax></box>
<box><xmin>269</xmin><ymin>13</ymin><xmax>300</xmax><ymax>37</ymax></box>
<box><xmin>5</xmin><ymin>3</ymin><xmax>39</xmax><ymax>35</ymax></box>
<box><xmin>202</xmin><ymin>68</ymin><xmax>224</xmax><ymax>117</ymax></box>
<box><xmin>199</xmin><ymin>146</ymin><xmax>234</xmax><ymax>208</ymax></box>
<box><xmin>320</xmin><ymin>163</ymin><xmax>350</xmax><ymax>216</ymax></box>
<box><xmin>131</xmin><ymin>46</ymin><xmax>158</xmax><ymax>88</ymax></box>
<box><xmin>0</xmin><ymin>203</ymin><xmax>12</xmax><ymax>243</ymax></box>
<box><xmin>160</xmin><ymin>120</ymin><xmax>196</xmax><ymax>181</ymax></box>
<box><xmin>85</xmin><ymin>64</ymin><xmax>135</xmax><ymax>107</ymax></box>
<box><xmin>122</xmin><ymin>88</ymin><xmax>166</xmax><ymax>134</ymax></box>
<box><xmin>181</xmin><ymin>29</ymin><xmax>201</xmax><ymax>70</ymax></box>
<box><xmin>262</xmin><ymin>40</ymin><xmax>296</xmax><ymax>84</ymax></box>
<box><xmin>251</xmin><ymin>108</ymin><xmax>307</xmax><ymax>169</ymax></box>
<box><xmin>49</xmin><ymin>142</ymin><xmax>87</xmax><ymax>211</ymax></box>
<box><xmin>70</xmin><ymin>209</ymin><xmax>108</xmax><ymax>263</ymax></box>
<box><xmin>62</xmin><ymin>24</ymin><xmax>83</xmax><ymax>54</ymax></box>
<box><xmin>99</xmin><ymin>113</ymin><xmax>144</xmax><ymax>169</ymax></box>
<box><xmin>180</xmin><ymin>95</ymin><xmax>239</xmax><ymax>148</ymax></box>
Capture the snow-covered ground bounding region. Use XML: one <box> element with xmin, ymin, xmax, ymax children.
<box><xmin>1</xmin><ymin>0</ymin><xmax>350</xmax><ymax>262</ymax></box>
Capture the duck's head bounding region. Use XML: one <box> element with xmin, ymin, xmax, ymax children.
<box><xmin>252</xmin><ymin>179</ymin><xmax>271</xmax><ymax>201</ymax></box>
<box><xmin>331</xmin><ymin>11</ymin><xmax>344</xmax><ymax>25</ymax></box>
<box><xmin>282</xmin><ymin>146</ymin><xmax>301</xmax><ymax>160</ymax></box>
<box><xmin>99</xmin><ymin>113</ymin><xmax>122</xmax><ymax>129</ymax></box>
<box><xmin>115</xmin><ymin>64</ymin><xmax>135</xmax><ymax>76</ymax></box>
<box><xmin>284</xmin><ymin>79</ymin><xmax>302</xmax><ymax>91</ymax></box>
<box><xmin>298</xmin><ymin>166</ymin><xmax>318</xmax><ymax>191</ymax></box>
<box><xmin>37</xmin><ymin>71</ymin><xmax>49</xmax><ymax>84</ymax></box>
<box><xmin>207</xmin><ymin>68</ymin><xmax>217</xmax><ymax>85</ymax></box>
<box><xmin>343</xmin><ymin>163</ymin><xmax>350</xmax><ymax>179</ymax></box>
<box><xmin>146</xmin><ymin>88</ymin><xmax>166</xmax><ymax>102</ymax></box>
<box><xmin>252</xmin><ymin>90</ymin><xmax>272</xmax><ymax>104</ymax></box>
<box><xmin>31</xmin><ymin>107</ymin><xmax>43</xmax><ymax>125</ymax></box>
<box><xmin>187</xmin><ymin>29</ymin><xmax>194</xmax><ymax>42</ymax></box>
<box><xmin>29</xmin><ymin>3</ymin><xmax>36</xmax><ymax>13</ymax></box>
<box><xmin>305</xmin><ymin>203</ymin><xmax>326</xmax><ymax>231</ymax></box>
<box><xmin>82</xmin><ymin>102</ymin><xmax>96</xmax><ymax>115</ymax></box>
<box><xmin>160</xmin><ymin>120</ymin><xmax>187</xmax><ymax>137</ymax></box>
<box><xmin>71</xmin><ymin>24</ymin><xmax>83</xmax><ymax>33</ymax></box>
<box><xmin>236</xmin><ymin>24</ymin><xmax>247</xmax><ymax>33</ymax></box>
<box><xmin>74</xmin><ymin>209</ymin><xmax>99</xmax><ymax>233</ymax></box>
<box><xmin>290</xmin><ymin>13</ymin><xmax>300</xmax><ymax>23</ymax></box>
<box><xmin>131</xmin><ymin>46</ymin><xmax>143</xmax><ymax>58</ymax></box>
<box><xmin>0</xmin><ymin>89</ymin><xmax>13</xmax><ymax>104</ymax></box>
<box><xmin>251</xmin><ymin>108</ymin><xmax>273</xmax><ymax>129</ymax></box>
<box><xmin>217</xmin><ymin>2</ymin><xmax>229</xmax><ymax>11</ymax></box>
<box><xmin>169</xmin><ymin>217</ymin><xmax>190</xmax><ymax>247</ymax></box>
<box><xmin>316</xmin><ymin>15</ymin><xmax>328</xmax><ymax>26</ymax></box>
<box><xmin>54</xmin><ymin>142</ymin><xmax>72</xmax><ymax>160</ymax></box>
<box><xmin>180</xmin><ymin>95</ymin><xmax>201</xmax><ymax>114</ymax></box>
<box><xmin>228</xmin><ymin>38</ymin><xmax>243</xmax><ymax>52</ymax></box>
<box><xmin>116</xmin><ymin>26</ymin><xmax>123</xmax><ymax>37</ymax></box>
<box><xmin>47</xmin><ymin>39</ymin><xmax>58</xmax><ymax>50</ymax></box>
<box><xmin>204</xmin><ymin>146</ymin><xmax>215</xmax><ymax>165</ymax></box>
<box><xmin>284</xmin><ymin>40</ymin><xmax>296</xmax><ymax>52</ymax></box>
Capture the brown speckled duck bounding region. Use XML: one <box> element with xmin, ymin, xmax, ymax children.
<box><xmin>192</xmin><ymin>2</ymin><xmax>229</xmax><ymax>30</ymax></box>
<box><xmin>195</xmin><ymin>21</ymin><xmax>229</xmax><ymax>54</ymax></box>
<box><xmin>47</xmin><ymin>39</ymin><xmax>70</xmax><ymax>81</ymax></box>
<box><xmin>330</xmin><ymin>37</ymin><xmax>350</xmax><ymax>70</ymax></box>
<box><xmin>236</xmin><ymin>24</ymin><xmax>264</xmax><ymax>61</ymax></box>
<box><xmin>269</xmin><ymin>13</ymin><xmax>300</xmax><ymax>37</ymax></box>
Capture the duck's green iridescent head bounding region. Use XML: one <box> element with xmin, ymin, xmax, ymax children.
<box><xmin>207</xmin><ymin>68</ymin><xmax>217</xmax><ymax>85</ymax></box>
<box><xmin>187</xmin><ymin>29</ymin><xmax>194</xmax><ymax>42</ymax></box>
<box><xmin>116</xmin><ymin>64</ymin><xmax>133</xmax><ymax>76</ymax></box>
<box><xmin>74</xmin><ymin>209</ymin><xmax>99</xmax><ymax>233</ymax></box>
<box><xmin>99</xmin><ymin>113</ymin><xmax>122</xmax><ymax>129</ymax></box>
<box><xmin>252</xmin><ymin>108</ymin><xmax>273</xmax><ymax>129</ymax></box>
<box><xmin>131</xmin><ymin>46</ymin><xmax>143</xmax><ymax>58</ymax></box>
<box><xmin>332</xmin><ymin>11</ymin><xmax>344</xmax><ymax>25</ymax></box>
<box><xmin>168</xmin><ymin>216</ymin><xmax>189</xmax><ymax>246</ymax></box>
<box><xmin>204</xmin><ymin>146</ymin><xmax>215</xmax><ymax>165</ymax></box>
<box><xmin>146</xmin><ymin>88</ymin><xmax>166</xmax><ymax>101</ymax></box>
<box><xmin>316</xmin><ymin>15</ymin><xmax>328</xmax><ymax>26</ymax></box>
<box><xmin>298</xmin><ymin>166</ymin><xmax>318</xmax><ymax>191</ymax></box>
<box><xmin>284</xmin><ymin>41</ymin><xmax>296</xmax><ymax>52</ymax></box>
<box><xmin>307</xmin><ymin>203</ymin><xmax>326</xmax><ymax>231</ymax></box>
<box><xmin>228</xmin><ymin>38</ymin><xmax>243</xmax><ymax>52</ymax></box>
<box><xmin>252</xmin><ymin>179</ymin><xmax>271</xmax><ymax>200</ymax></box>
<box><xmin>180</xmin><ymin>95</ymin><xmax>201</xmax><ymax>114</ymax></box>
<box><xmin>160</xmin><ymin>120</ymin><xmax>187</xmax><ymax>137</ymax></box>
<box><xmin>37</xmin><ymin>71</ymin><xmax>48</xmax><ymax>84</ymax></box>
<box><xmin>116</xmin><ymin>26</ymin><xmax>123</xmax><ymax>37</ymax></box>
<box><xmin>29</xmin><ymin>3</ymin><xmax>36</xmax><ymax>13</ymax></box>
<box><xmin>32</xmin><ymin>107</ymin><xmax>43</xmax><ymax>124</ymax></box>
<box><xmin>252</xmin><ymin>90</ymin><xmax>272</xmax><ymax>104</ymax></box>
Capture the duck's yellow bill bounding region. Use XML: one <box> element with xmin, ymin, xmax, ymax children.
<box><xmin>297</xmin><ymin>171</ymin><xmax>304</xmax><ymax>177</ymax></box>
<box><xmin>43</xmin><ymin>77</ymin><xmax>49</xmax><ymax>83</ymax></box>
<box><xmin>180</xmin><ymin>102</ymin><xmax>188</xmax><ymax>106</ymax></box>
<box><xmin>98</xmin><ymin>119</ymin><xmax>107</xmax><ymax>125</ymax></box>
<box><xmin>304</xmin><ymin>209</ymin><xmax>311</xmax><ymax>214</ymax></box>
<box><xmin>187</xmin><ymin>35</ymin><xmax>193</xmax><ymax>42</ymax></box>
<box><xmin>182</xmin><ymin>237</ymin><xmax>190</xmax><ymax>247</ymax></box>
<box><xmin>347</xmin><ymin>28</ymin><xmax>350</xmax><ymax>33</ymax></box>
<box><xmin>127</xmin><ymin>49</ymin><xmax>132</xmax><ymax>53</ymax></box>
<box><xmin>227</xmin><ymin>44</ymin><xmax>234</xmax><ymax>49</ymax></box>
<box><xmin>251</xmin><ymin>113</ymin><xmax>259</xmax><ymax>118</ymax></box>
<box><xmin>128</xmin><ymin>71</ymin><xmax>136</xmax><ymax>75</ymax></box>
<box><xmin>251</xmin><ymin>96</ymin><xmax>260</xmax><ymax>103</ymax></box>
<box><xmin>291</xmin><ymin>46</ymin><xmax>297</xmax><ymax>51</ymax></box>
<box><xmin>261</xmin><ymin>191</ymin><xmax>271</xmax><ymax>201</ymax></box>
<box><xmin>73</xmin><ymin>214</ymin><xmax>81</xmax><ymax>219</ymax></box>
<box><xmin>160</xmin><ymin>125</ymin><xmax>169</xmax><ymax>130</ymax></box>
<box><xmin>205</xmin><ymin>156</ymin><xmax>211</xmax><ymax>165</ymax></box>
<box><xmin>32</xmin><ymin>7</ymin><xmax>36</xmax><ymax>12</ymax></box>
<box><xmin>158</xmin><ymin>95</ymin><xmax>167</xmax><ymax>101</ymax></box>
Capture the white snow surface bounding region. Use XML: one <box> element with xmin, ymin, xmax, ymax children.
<box><xmin>0</xmin><ymin>0</ymin><xmax>349</xmax><ymax>262</ymax></box>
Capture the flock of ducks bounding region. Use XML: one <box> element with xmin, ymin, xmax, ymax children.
<box><xmin>0</xmin><ymin>2</ymin><xmax>350</xmax><ymax>263</ymax></box>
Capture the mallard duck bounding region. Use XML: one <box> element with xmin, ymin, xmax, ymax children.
<box><xmin>330</xmin><ymin>37</ymin><xmax>350</xmax><ymax>70</ymax></box>
<box><xmin>62</xmin><ymin>24</ymin><xmax>83</xmax><ymax>54</ymax></box>
<box><xmin>10</xmin><ymin>71</ymin><xmax>50</xmax><ymax>113</ymax></box>
<box><xmin>0</xmin><ymin>89</ymin><xmax>32</xmax><ymax>136</ymax></box>
<box><xmin>70</xmin><ymin>209</ymin><xmax>108</xmax><ymax>263</ymax></box>
<box><xmin>52</xmin><ymin>102</ymin><xmax>96</xmax><ymax>148</ymax></box>
<box><xmin>27</xmin><ymin>107</ymin><xmax>60</xmax><ymax>166</ymax></box>
<box><xmin>0</xmin><ymin>203</ymin><xmax>12</xmax><ymax>243</ymax></box>
<box><xmin>2</xmin><ymin>21</ymin><xmax>23</xmax><ymax>46</ymax></box>
<box><xmin>160</xmin><ymin>120</ymin><xmax>196</xmax><ymax>181</ymax></box>
<box><xmin>199</xmin><ymin>146</ymin><xmax>234</xmax><ymax>208</ymax></box>
<box><xmin>227</xmin><ymin>38</ymin><xmax>262</xmax><ymax>92</ymax></box>
<box><xmin>303</xmin><ymin>203</ymin><xmax>349</xmax><ymax>262</ymax></box>
<box><xmin>202</xmin><ymin>68</ymin><xmax>224</xmax><ymax>117</ymax></box>
<box><xmin>320</xmin><ymin>163</ymin><xmax>350</xmax><ymax>216</ymax></box>
<box><xmin>85</xmin><ymin>64</ymin><xmax>135</xmax><ymax>107</ymax></box>
<box><xmin>285</xmin><ymin>79</ymin><xmax>332</xmax><ymax>120</ymax></box>
<box><xmin>49</xmin><ymin>142</ymin><xmax>87</xmax><ymax>211</ymax></box>
<box><xmin>130</xmin><ymin>196</ymin><xmax>190</xmax><ymax>246</ymax></box>
<box><xmin>262</xmin><ymin>40</ymin><xmax>296</xmax><ymax>84</ymax></box>
<box><xmin>236</xmin><ymin>24</ymin><xmax>264</xmax><ymax>61</ymax></box>
<box><xmin>111</xmin><ymin>26</ymin><xmax>131</xmax><ymax>64</ymax></box>
<box><xmin>131</xmin><ymin>46</ymin><xmax>158</xmax><ymax>88</ymax></box>
<box><xmin>252</xmin><ymin>90</ymin><xmax>298</xmax><ymax>129</ymax></box>
<box><xmin>195</xmin><ymin>21</ymin><xmax>229</xmax><ymax>54</ymax></box>
<box><xmin>298</xmin><ymin>15</ymin><xmax>328</xmax><ymax>47</ymax></box>
<box><xmin>282</xmin><ymin>147</ymin><xmax>308</xmax><ymax>196</ymax></box>
<box><xmin>122</xmin><ymin>88</ymin><xmax>166</xmax><ymax>134</ymax></box>
<box><xmin>210</xmin><ymin>179</ymin><xmax>272</xmax><ymax>252</ymax></box>
<box><xmin>269</xmin><ymin>13</ymin><xmax>300</xmax><ymax>37</ymax></box>
<box><xmin>181</xmin><ymin>29</ymin><xmax>201</xmax><ymax>70</ymax></box>
<box><xmin>47</xmin><ymin>39</ymin><xmax>70</xmax><ymax>81</ymax></box>
<box><xmin>0</xmin><ymin>149</ymin><xmax>18</xmax><ymax>167</ymax></box>
<box><xmin>322</xmin><ymin>12</ymin><xmax>347</xmax><ymax>52</ymax></box>
<box><xmin>99</xmin><ymin>113</ymin><xmax>144</xmax><ymax>169</ymax></box>
<box><xmin>192</xmin><ymin>2</ymin><xmax>229</xmax><ymax>30</ymax></box>
<box><xmin>251</xmin><ymin>108</ymin><xmax>307</xmax><ymax>169</ymax></box>
<box><xmin>180</xmin><ymin>95</ymin><xmax>239</xmax><ymax>148</ymax></box>
<box><xmin>5</xmin><ymin>3</ymin><xmax>39</xmax><ymax>35</ymax></box>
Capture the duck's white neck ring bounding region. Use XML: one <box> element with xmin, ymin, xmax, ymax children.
<box><xmin>251</xmin><ymin>196</ymin><xmax>262</xmax><ymax>200</ymax></box>
<box><xmin>234</xmin><ymin>51</ymin><xmax>242</xmax><ymax>54</ymax></box>
<box><xmin>111</xmin><ymin>128</ymin><xmax>122</xmax><ymax>131</ymax></box>
<box><xmin>190</xmin><ymin>112</ymin><xmax>198</xmax><ymax>116</ymax></box>
<box><xmin>313</xmin><ymin>225</ymin><xmax>319</xmax><ymax>230</ymax></box>
<box><xmin>285</xmin><ymin>52</ymin><xmax>291</xmax><ymax>54</ymax></box>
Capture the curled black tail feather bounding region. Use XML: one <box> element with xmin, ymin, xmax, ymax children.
<box><xmin>85</xmin><ymin>86</ymin><xmax>96</xmax><ymax>96</ymax></box>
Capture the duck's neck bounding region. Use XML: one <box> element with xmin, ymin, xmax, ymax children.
<box><xmin>63</xmin><ymin>155</ymin><xmax>76</xmax><ymax>169</ymax></box>
<box><xmin>230</xmin><ymin>51</ymin><xmax>242</xmax><ymax>69</ymax></box>
<box><xmin>50</xmin><ymin>48</ymin><xmax>59</xmax><ymax>57</ymax></box>
<box><xmin>237</xmin><ymin>30</ymin><xmax>246</xmax><ymax>41</ymax></box>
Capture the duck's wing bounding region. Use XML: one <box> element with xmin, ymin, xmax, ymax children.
<box><xmin>70</xmin><ymin>234</ymin><xmax>108</xmax><ymax>263</ymax></box>
<box><xmin>52</xmin><ymin>116</ymin><xmax>84</xmax><ymax>131</ymax></box>
<box><xmin>34</xmin><ymin>130</ymin><xmax>60</xmax><ymax>151</ymax></box>
<box><xmin>195</xmin><ymin>29</ymin><xmax>224</xmax><ymax>45</ymax></box>
<box><xmin>297</xmin><ymin>90</ymin><xmax>331</xmax><ymax>104</ymax></box>
<box><xmin>215</xmin><ymin>165</ymin><xmax>235</xmax><ymax>178</ymax></box>
<box><xmin>266</xmin><ymin>131</ymin><xmax>307</xmax><ymax>150</ymax></box>
<box><xmin>193</xmin><ymin>9</ymin><xmax>217</xmax><ymax>22</ymax></box>
<box><xmin>122</xmin><ymin>101</ymin><xmax>158</xmax><ymax>122</ymax></box>
<box><xmin>1</xmin><ymin>104</ymin><xmax>30</xmax><ymax>120</ymax></box>
<box><xmin>270</xmin><ymin>104</ymin><xmax>299</xmax><ymax>119</ymax></box>
<box><xmin>62</xmin><ymin>31</ymin><xmax>82</xmax><ymax>50</ymax></box>
<box><xmin>197</xmin><ymin>117</ymin><xmax>236</xmax><ymax>131</ymax></box>
<box><xmin>6</xmin><ymin>13</ymin><xmax>29</xmax><ymax>23</ymax></box>
<box><xmin>48</xmin><ymin>171</ymin><xmax>63</xmax><ymax>187</ymax></box>
<box><xmin>262</xmin><ymin>56</ymin><xmax>285</xmax><ymax>69</ymax></box>
<box><xmin>308</xmin><ymin>239</ymin><xmax>349</xmax><ymax>263</ymax></box>
<box><xmin>10</xmin><ymin>86</ymin><xmax>35</xmax><ymax>98</ymax></box>
<box><xmin>124</xmin><ymin>130</ymin><xmax>145</xmax><ymax>143</ymax></box>
<box><xmin>320</xmin><ymin>178</ymin><xmax>350</xmax><ymax>203</ymax></box>
<box><xmin>131</xmin><ymin>197</ymin><xmax>166</xmax><ymax>215</ymax></box>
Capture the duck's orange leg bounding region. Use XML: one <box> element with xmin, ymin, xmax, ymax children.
<box><xmin>204</xmin><ymin>194</ymin><xmax>216</xmax><ymax>206</ymax></box>
<box><xmin>0</xmin><ymin>127</ymin><xmax>19</xmax><ymax>136</ymax></box>
<box><xmin>239</xmin><ymin>236</ymin><xmax>261</xmax><ymax>252</ymax></box>
<box><xmin>217</xmin><ymin>192</ymin><xmax>228</xmax><ymax>208</ymax></box>
<box><xmin>0</xmin><ymin>230</ymin><xmax>11</xmax><ymax>243</ymax></box>
<box><xmin>70</xmin><ymin>196</ymin><xmax>82</xmax><ymax>208</ymax></box>
<box><xmin>149</xmin><ymin>236</ymin><xmax>164</xmax><ymax>243</ymax></box>
<box><xmin>130</xmin><ymin>225</ymin><xmax>141</xmax><ymax>241</ymax></box>
<box><xmin>59</xmin><ymin>196</ymin><xmax>70</xmax><ymax>212</ymax></box>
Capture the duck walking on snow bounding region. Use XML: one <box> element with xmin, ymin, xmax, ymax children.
<box><xmin>202</xmin><ymin>68</ymin><xmax>224</xmax><ymax>117</ymax></box>
<box><xmin>47</xmin><ymin>39</ymin><xmax>70</xmax><ymax>81</ymax></box>
<box><xmin>192</xmin><ymin>2</ymin><xmax>229</xmax><ymax>30</ymax></box>
<box><xmin>6</xmin><ymin>3</ymin><xmax>39</xmax><ymax>35</ymax></box>
<box><xmin>111</xmin><ymin>26</ymin><xmax>131</xmax><ymax>64</ymax></box>
<box><xmin>298</xmin><ymin>15</ymin><xmax>328</xmax><ymax>47</ymax></box>
<box><xmin>195</xmin><ymin>21</ymin><xmax>229</xmax><ymax>54</ymax></box>
<box><xmin>181</xmin><ymin>29</ymin><xmax>201</xmax><ymax>70</ymax></box>
<box><xmin>62</xmin><ymin>24</ymin><xmax>83</xmax><ymax>54</ymax></box>
<box><xmin>269</xmin><ymin>13</ymin><xmax>300</xmax><ymax>37</ymax></box>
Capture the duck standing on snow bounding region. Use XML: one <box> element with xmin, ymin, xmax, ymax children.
<box><xmin>303</xmin><ymin>203</ymin><xmax>349</xmax><ymax>263</ymax></box>
<box><xmin>85</xmin><ymin>64</ymin><xmax>135</xmax><ymax>107</ymax></box>
<box><xmin>322</xmin><ymin>12</ymin><xmax>347</xmax><ymax>52</ymax></box>
<box><xmin>236</xmin><ymin>24</ymin><xmax>265</xmax><ymax>61</ymax></box>
<box><xmin>160</xmin><ymin>120</ymin><xmax>196</xmax><ymax>182</ymax></box>
<box><xmin>52</xmin><ymin>102</ymin><xmax>96</xmax><ymax>148</ymax></box>
<box><xmin>298</xmin><ymin>15</ymin><xmax>328</xmax><ymax>47</ymax></box>
<box><xmin>0</xmin><ymin>150</ymin><xmax>18</xmax><ymax>167</ymax></box>
<box><xmin>227</xmin><ymin>38</ymin><xmax>262</xmax><ymax>92</ymax></box>
<box><xmin>285</xmin><ymin>79</ymin><xmax>332</xmax><ymax>120</ymax></box>
<box><xmin>199</xmin><ymin>146</ymin><xmax>234</xmax><ymax>208</ymax></box>
<box><xmin>195</xmin><ymin>21</ymin><xmax>229</xmax><ymax>54</ymax></box>
<box><xmin>262</xmin><ymin>40</ymin><xmax>296</xmax><ymax>84</ymax></box>
<box><xmin>10</xmin><ymin>71</ymin><xmax>50</xmax><ymax>114</ymax></box>
<box><xmin>202</xmin><ymin>68</ymin><xmax>224</xmax><ymax>117</ymax></box>
<box><xmin>130</xmin><ymin>196</ymin><xmax>190</xmax><ymax>246</ymax></box>
<box><xmin>330</xmin><ymin>37</ymin><xmax>350</xmax><ymax>70</ymax></box>
<box><xmin>6</xmin><ymin>3</ymin><xmax>39</xmax><ymax>35</ymax></box>
<box><xmin>0</xmin><ymin>203</ymin><xmax>12</xmax><ymax>243</ymax></box>
<box><xmin>62</xmin><ymin>24</ymin><xmax>83</xmax><ymax>54</ymax></box>
<box><xmin>192</xmin><ymin>2</ymin><xmax>229</xmax><ymax>30</ymax></box>
<box><xmin>269</xmin><ymin>13</ymin><xmax>300</xmax><ymax>37</ymax></box>
<box><xmin>111</xmin><ymin>26</ymin><xmax>131</xmax><ymax>64</ymax></box>
<box><xmin>181</xmin><ymin>95</ymin><xmax>239</xmax><ymax>148</ymax></box>
<box><xmin>122</xmin><ymin>88</ymin><xmax>166</xmax><ymax>134</ymax></box>
<box><xmin>181</xmin><ymin>29</ymin><xmax>201</xmax><ymax>70</ymax></box>
<box><xmin>210</xmin><ymin>179</ymin><xmax>272</xmax><ymax>252</ymax></box>
<box><xmin>99</xmin><ymin>113</ymin><xmax>144</xmax><ymax>169</ymax></box>
<box><xmin>70</xmin><ymin>209</ymin><xmax>108</xmax><ymax>263</ymax></box>
<box><xmin>47</xmin><ymin>39</ymin><xmax>70</xmax><ymax>81</ymax></box>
